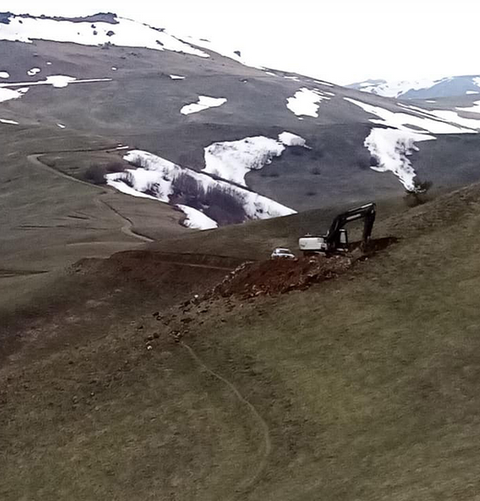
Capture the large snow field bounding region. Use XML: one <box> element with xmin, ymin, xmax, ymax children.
<box><xmin>0</xmin><ymin>14</ymin><xmax>209</xmax><ymax>58</ymax></box>
<box><xmin>287</xmin><ymin>88</ymin><xmax>330</xmax><ymax>117</ymax></box>
<box><xmin>203</xmin><ymin>133</ymin><xmax>308</xmax><ymax>186</ymax></box>
<box><xmin>180</xmin><ymin>96</ymin><xmax>227</xmax><ymax>115</ymax></box>
<box><xmin>203</xmin><ymin>136</ymin><xmax>285</xmax><ymax>186</ymax></box>
<box><xmin>105</xmin><ymin>150</ymin><xmax>296</xmax><ymax>228</ymax></box>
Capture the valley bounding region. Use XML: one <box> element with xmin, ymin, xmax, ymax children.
<box><xmin>2</xmin><ymin>10</ymin><xmax>480</xmax><ymax>501</ymax></box>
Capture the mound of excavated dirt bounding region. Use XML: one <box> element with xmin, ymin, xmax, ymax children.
<box><xmin>213</xmin><ymin>255</ymin><xmax>352</xmax><ymax>298</ymax></box>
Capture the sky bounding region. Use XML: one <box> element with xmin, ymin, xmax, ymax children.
<box><xmin>2</xmin><ymin>0</ymin><xmax>479</xmax><ymax>84</ymax></box>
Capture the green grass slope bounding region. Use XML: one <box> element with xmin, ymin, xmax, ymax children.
<box><xmin>0</xmin><ymin>122</ymin><xmax>188</xmax><ymax>318</ymax></box>
<box><xmin>2</xmin><ymin>184</ymin><xmax>480</xmax><ymax>499</ymax></box>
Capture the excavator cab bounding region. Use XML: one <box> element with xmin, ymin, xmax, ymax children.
<box><xmin>299</xmin><ymin>202</ymin><xmax>376</xmax><ymax>255</ymax></box>
<box><xmin>337</xmin><ymin>228</ymin><xmax>349</xmax><ymax>252</ymax></box>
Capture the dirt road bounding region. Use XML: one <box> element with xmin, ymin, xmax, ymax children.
<box><xmin>27</xmin><ymin>153</ymin><xmax>154</xmax><ymax>243</ymax></box>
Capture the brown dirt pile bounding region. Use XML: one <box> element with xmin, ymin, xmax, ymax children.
<box><xmin>213</xmin><ymin>255</ymin><xmax>352</xmax><ymax>298</ymax></box>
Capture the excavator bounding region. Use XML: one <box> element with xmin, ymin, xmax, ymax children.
<box><xmin>299</xmin><ymin>202</ymin><xmax>376</xmax><ymax>255</ymax></box>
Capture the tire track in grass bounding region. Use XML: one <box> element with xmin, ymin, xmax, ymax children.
<box><xmin>181</xmin><ymin>341</ymin><xmax>272</xmax><ymax>500</ymax></box>
<box><xmin>98</xmin><ymin>197</ymin><xmax>153</xmax><ymax>243</ymax></box>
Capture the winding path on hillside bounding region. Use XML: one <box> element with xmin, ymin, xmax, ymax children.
<box><xmin>181</xmin><ymin>341</ymin><xmax>272</xmax><ymax>500</ymax></box>
<box><xmin>27</xmin><ymin>153</ymin><xmax>154</xmax><ymax>243</ymax></box>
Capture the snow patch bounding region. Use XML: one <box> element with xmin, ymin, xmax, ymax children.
<box><xmin>203</xmin><ymin>137</ymin><xmax>285</xmax><ymax>186</ymax></box>
<box><xmin>46</xmin><ymin>61</ymin><xmax>52</xmax><ymax>65</ymax></box>
<box><xmin>57</xmin><ymin>123</ymin><xmax>66</xmax><ymax>129</ymax></box>
<box><xmin>181</xmin><ymin>96</ymin><xmax>227</xmax><ymax>115</ymax></box>
<box><xmin>285</xmin><ymin>76</ymin><xmax>300</xmax><ymax>82</ymax></box>
<box><xmin>169</xmin><ymin>74</ymin><xmax>185</xmax><ymax>80</ymax></box>
<box><xmin>0</xmin><ymin>87</ymin><xmax>28</xmax><ymax>103</ymax></box>
<box><xmin>0</xmin><ymin>118</ymin><xmax>19</xmax><ymax>125</ymax></box>
<box><xmin>0</xmin><ymin>71</ymin><xmax>9</xmax><ymax>78</ymax></box>
<box><xmin>0</xmin><ymin>75</ymin><xmax>111</xmax><ymax>89</ymax></box>
<box><xmin>46</xmin><ymin>75</ymin><xmax>75</xmax><ymax>87</ymax></box>
<box><xmin>344</xmin><ymin>97</ymin><xmax>475</xmax><ymax>134</ymax></box>
<box><xmin>365</xmin><ymin>128</ymin><xmax>435</xmax><ymax>191</ymax></box>
<box><xmin>111</xmin><ymin>66</ymin><xmax>117</xmax><ymax>71</ymax></box>
<box><xmin>27</xmin><ymin>67</ymin><xmax>41</xmax><ymax>76</ymax></box>
<box><xmin>314</xmin><ymin>80</ymin><xmax>334</xmax><ymax>87</ymax></box>
<box><xmin>474</xmin><ymin>77</ymin><xmax>480</xmax><ymax>89</ymax></box>
<box><xmin>287</xmin><ymin>88</ymin><xmax>330</xmax><ymax>117</ymax></box>
<box><xmin>106</xmin><ymin>179</ymin><xmax>158</xmax><ymax>200</ymax></box>
<box><xmin>278</xmin><ymin>132</ymin><xmax>307</xmax><ymax>147</ymax></box>
<box><xmin>466</xmin><ymin>91</ymin><xmax>479</xmax><ymax>95</ymax></box>
<box><xmin>177</xmin><ymin>204</ymin><xmax>218</xmax><ymax>230</ymax></box>
<box><xmin>431</xmin><ymin>110</ymin><xmax>480</xmax><ymax>130</ymax></box>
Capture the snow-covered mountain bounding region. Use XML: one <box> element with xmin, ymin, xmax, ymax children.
<box><xmin>348</xmin><ymin>75</ymin><xmax>480</xmax><ymax>100</ymax></box>
<box><xmin>2</xmin><ymin>12</ymin><xmax>480</xmax><ymax>232</ymax></box>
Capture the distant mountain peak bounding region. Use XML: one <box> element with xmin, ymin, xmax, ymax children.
<box><xmin>348</xmin><ymin>75</ymin><xmax>480</xmax><ymax>100</ymax></box>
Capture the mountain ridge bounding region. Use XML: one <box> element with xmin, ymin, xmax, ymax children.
<box><xmin>1</xmin><ymin>11</ymin><xmax>480</xmax><ymax>245</ymax></box>
<box><xmin>348</xmin><ymin>75</ymin><xmax>480</xmax><ymax>99</ymax></box>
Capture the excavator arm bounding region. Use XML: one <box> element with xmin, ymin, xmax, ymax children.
<box><xmin>325</xmin><ymin>202</ymin><xmax>376</xmax><ymax>251</ymax></box>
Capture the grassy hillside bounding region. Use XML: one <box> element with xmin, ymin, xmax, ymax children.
<box><xmin>2</xmin><ymin>183</ymin><xmax>480</xmax><ymax>499</ymax></box>
<box><xmin>3</xmin><ymin>36</ymin><xmax>480</xmax><ymax>215</ymax></box>
<box><xmin>0</xmin><ymin>122</ymin><xmax>188</xmax><ymax>317</ymax></box>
